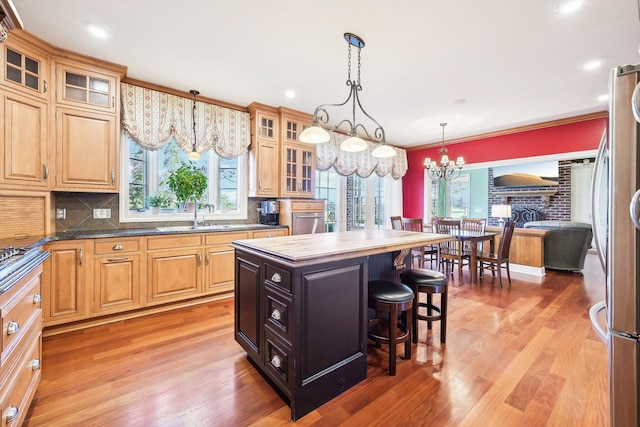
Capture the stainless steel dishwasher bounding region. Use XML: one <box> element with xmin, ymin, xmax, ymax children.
<box><xmin>291</xmin><ymin>212</ymin><xmax>325</xmax><ymax>235</ymax></box>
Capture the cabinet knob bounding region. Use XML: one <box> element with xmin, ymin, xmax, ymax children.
<box><xmin>267</xmin><ymin>233</ymin><xmax>273</xmax><ymax>238</ymax></box>
<box><xmin>33</xmin><ymin>294</ymin><xmax>42</xmax><ymax>304</ymax></box>
<box><xmin>271</xmin><ymin>355</ymin><xmax>282</xmax><ymax>369</ymax></box>
<box><xmin>7</xmin><ymin>321</ymin><xmax>19</xmax><ymax>335</ymax></box>
<box><xmin>32</xmin><ymin>358</ymin><xmax>41</xmax><ymax>370</ymax></box>
<box><xmin>113</xmin><ymin>244</ymin><xmax>124</xmax><ymax>250</ymax></box>
<box><xmin>306</xmin><ymin>204</ymin><xmax>310</xmax><ymax>208</ymax></box>
<box><xmin>271</xmin><ymin>309</ymin><xmax>282</xmax><ymax>321</ymax></box>
<box><xmin>270</xmin><ymin>272</ymin><xmax>282</xmax><ymax>283</ymax></box>
<box><xmin>4</xmin><ymin>406</ymin><xmax>18</xmax><ymax>423</ymax></box>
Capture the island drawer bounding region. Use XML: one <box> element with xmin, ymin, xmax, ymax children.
<box><xmin>263</xmin><ymin>329</ymin><xmax>292</xmax><ymax>397</ymax></box>
<box><xmin>264</xmin><ymin>264</ymin><xmax>291</xmax><ymax>293</ymax></box>
<box><xmin>94</xmin><ymin>238</ymin><xmax>140</xmax><ymax>254</ymax></box>
<box><xmin>264</xmin><ymin>285</ymin><xmax>292</xmax><ymax>344</ymax></box>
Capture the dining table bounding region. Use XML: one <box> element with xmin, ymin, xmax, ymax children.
<box><xmin>447</xmin><ymin>229</ymin><xmax>499</xmax><ymax>284</ymax></box>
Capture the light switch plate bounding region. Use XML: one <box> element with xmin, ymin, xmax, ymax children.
<box><xmin>93</xmin><ymin>208</ymin><xmax>111</xmax><ymax>219</ymax></box>
<box><xmin>56</xmin><ymin>208</ymin><xmax>66</xmax><ymax>219</ymax></box>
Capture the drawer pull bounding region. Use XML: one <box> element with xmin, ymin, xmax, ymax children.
<box><xmin>7</xmin><ymin>321</ymin><xmax>19</xmax><ymax>335</ymax></box>
<box><xmin>267</xmin><ymin>233</ymin><xmax>273</xmax><ymax>238</ymax></box>
<box><xmin>33</xmin><ymin>294</ymin><xmax>42</xmax><ymax>304</ymax></box>
<box><xmin>113</xmin><ymin>244</ymin><xmax>124</xmax><ymax>250</ymax></box>
<box><xmin>271</xmin><ymin>355</ymin><xmax>282</xmax><ymax>369</ymax></box>
<box><xmin>43</xmin><ymin>164</ymin><xmax>49</xmax><ymax>180</ymax></box>
<box><xmin>107</xmin><ymin>257</ymin><xmax>128</xmax><ymax>262</ymax></box>
<box><xmin>78</xmin><ymin>248</ymin><xmax>83</xmax><ymax>266</ymax></box>
<box><xmin>32</xmin><ymin>358</ymin><xmax>41</xmax><ymax>370</ymax></box>
<box><xmin>5</xmin><ymin>406</ymin><xmax>18</xmax><ymax>423</ymax></box>
<box><xmin>271</xmin><ymin>272</ymin><xmax>282</xmax><ymax>283</ymax></box>
<box><xmin>271</xmin><ymin>309</ymin><xmax>282</xmax><ymax>321</ymax></box>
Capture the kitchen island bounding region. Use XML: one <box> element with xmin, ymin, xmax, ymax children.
<box><xmin>231</xmin><ymin>229</ymin><xmax>452</xmax><ymax>420</ymax></box>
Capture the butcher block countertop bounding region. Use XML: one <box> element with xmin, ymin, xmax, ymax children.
<box><xmin>231</xmin><ymin>229</ymin><xmax>453</xmax><ymax>267</ymax></box>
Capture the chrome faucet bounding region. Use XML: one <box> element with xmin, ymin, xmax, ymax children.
<box><xmin>190</xmin><ymin>195</ymin><xmax>199</xmax><ymax>229</ymax></box>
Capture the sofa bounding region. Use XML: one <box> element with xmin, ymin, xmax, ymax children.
<box><xmin>523</xmin><ymin>220</ymin><xmax>593</xmax><ymax>271</ymax></box>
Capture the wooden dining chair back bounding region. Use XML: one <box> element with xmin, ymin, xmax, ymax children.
<box><xmin>402</xmin><ymin>218</ymin><xmax>437</xmax><ymax>268</ymax></box>
<box><xmin>478</xmin><ymin>221</ymin><xmax>516</xmax><ymax>288</ymax></box>
<box><xmin>433</xmin><ymin>219</ymin><xmax>467</xmax><ymax>281</ymax></box>
<box><xmin>390</xmin><ymin>216</ymin><xmax>404</xmax><ymax>231</ymax></box>
<box><xmin>462</xmin><ymin>218</ymin><xmax>487</xmax><ymax>251</ymax></box>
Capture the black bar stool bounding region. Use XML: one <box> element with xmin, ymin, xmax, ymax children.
<box><xmin>399</xmin><ymin>269</ymin><xmax>448</xmax><ymax>344</ymax></box>
<box><xmin>368</xmin><ymin>280</ymin><xmax>414</xmax><ymax>375</ymax></box>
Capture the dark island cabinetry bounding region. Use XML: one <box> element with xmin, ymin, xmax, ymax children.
<box><xmin>234</xmin><ymin>248</ymin><xmax>368</xmax><ymax>420</ymax></box>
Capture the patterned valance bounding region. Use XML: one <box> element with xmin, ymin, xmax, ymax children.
<box><xmin>315</xmin><ymin>132</ymin><xmax>408</xmax><ymax>179</ymax></box>
<box><xmin>121</xmin><ymin>83</ymin><xmax>250</xmax><ymax>159</ymax></box>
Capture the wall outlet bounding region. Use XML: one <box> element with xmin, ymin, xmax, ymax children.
<box><xmin>56</xmin><ymin>208</ymin><xmax>66</xmax><ymax>220</ymax></box>
<box><xmin>93</xmin><ymin>208</ymin><xmax>111</xmax><ymax>219</ymax></box>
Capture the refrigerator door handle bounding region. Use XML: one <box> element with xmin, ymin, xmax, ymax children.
<box><xmin>589</xmin><ymin>300</ymin><xmax>608</xmax><ymax>343</ymax></box>
<box><xmin>630</xmin><ymin>188</ymin><xmax>640</xmax><ymax>230</ymax></box>
<box><xmin>590</xmin><ymin>129</ymin><xmax>608</xmax><ymax>270</ymax></box>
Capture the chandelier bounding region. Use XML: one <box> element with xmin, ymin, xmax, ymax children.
<box><xmin>298</xmin><ymin>33</ymin><xmax>396</xmax><ymax>158</ymax></box>
<box><xmin>188</xmin><ymin>89</ymin><xmax>200</xmax><ymax>161</ymax></box>
<box><xmin>423</xmin><ymin>123</ymin><xmax>465</xmax><ymax>181</ymax></box>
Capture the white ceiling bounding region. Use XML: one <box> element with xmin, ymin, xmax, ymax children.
<box><xmin>11</xmin><ymin>0</ymin><xmax>640</xmax><ymax>148</ymax></box>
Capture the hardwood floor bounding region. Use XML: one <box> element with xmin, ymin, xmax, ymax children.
<box><xmin>24</xmin><ymin>253</ymin><xmax>609</xmax><ymax>426</ymax></box>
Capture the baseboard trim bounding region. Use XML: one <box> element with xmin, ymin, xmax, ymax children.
<box><xmin>509</xmin><ymin>263</ymin><xmax>546</xmax><ymax>277</ymax></box>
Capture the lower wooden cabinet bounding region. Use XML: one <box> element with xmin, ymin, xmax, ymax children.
<box><xmin>147</xmin><ymin>248</ymin><xmax>202</xmax><ymax>303</ymax></box>
<box><xmin>42</xmin><ymin>241</ymin><xmax>87</xmax><ymax>326</ymax></box>
<box><xmin>94</xmin><ymin>254</ymin><xmax>141</xmax><ymax>314</ymax></box>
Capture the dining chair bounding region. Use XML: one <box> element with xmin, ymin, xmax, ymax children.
<box><xmin>403</xmin><ymin>218</ymin><xmax>437</xmax><ymax>268</ymax></box>
<box><xmin>433</xmin><ymin>218</ymin><xmax>468</xmax><ymax>281</ymax></box>
<box><xmin>390</xmin><ymin>216</ymin><xmax>403</xmax><ymax>231</ymax></box>
<box><xmin>461</xmin><ymin>218</ymin><xmax>487</xmax><ymax>252</ymax></box>
<box><xmin>477</xmin><ymin>221</ymin><xmax>516</xmax><ymax>288</ymax></box>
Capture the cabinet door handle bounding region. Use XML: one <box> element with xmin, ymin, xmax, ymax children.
<box><xmin>258</xmin><ymin>179</ymin><xmax>262</xmax><ymax>190</ymax></box>
<box><xmin>5</xmin><ymin>406</ymin><xmax>18</xmax><ymax>423</ymax></box>
<box><xmin>113</xmin><ymin>244</ymin><xmax>123</xmax><ymax>250</ymax></box>
<box><xmin>111</xmin><ymin>169</ymin><xmax>116</xmax><ymax>184</ymax></box>
<box><xmin>43</xmin><ymin>164</ymin><xmax>49</xmax><ymax>180</ymax></box>
<box><xmin>7</xmin><ymin>321</ymin><xmax>19</xmax><ymax>335</ymax></box>
<box><xmin>32</xmin><ymin>358</ymin><xmax>41</xmax><ymax>370</ymax></box>
<box><xmin>270</xmin><ymin>272</ymin><xmax>282</xmax><ymax>283</ymax></box>
<box><xmin>271</xmin><ymin>355</ymin><xmax>282</xmax><ymax>369</ymax></box>
<box><xmin>33</xmin><ymin>294</ymin><xmax>42</xmax><ymax>304</ymax></box>
<box><xmin>112</xmin><ymin>96</ymin><xmax>115</xmax><ymax>108</ymax></box>
<box><xmin>205</xmin><ymin>253</ymin><xmax>210</xmax><ymax>265</ymax></box>
<box><xmin>43</xmin><ymin>80</ymin><xmax>48</xmax><ymax>93</ymax></box>
<box><xmin>271</xmin><ymin>309</ymin><xmax>282</xmax><ymax>321</ymax></box>
<box><xmin>107</xmin><ymin>257</ymin><xmax>128</xmax><ymax>262</ymax></box>
<box><xmin>78</xmin><ymin>248</ymin><xmax>83</xmax><ymax>266</ymax></box>
<box><xmin>197</xmin><ymin>254</ymin><xmax>202</xmax><ymax>266</ymax></box>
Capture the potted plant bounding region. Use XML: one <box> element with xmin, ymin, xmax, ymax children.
<box><xmin>168</xmin><ymin>162</ymin><xmax>208</xmax><ymax>211</ymax></box>
<box><xmin>147</xmin><ymin>195</ymin><xmax>163</xmax><ymax>214</ymax></box>
<box><xmin>220</xmin><ymin>193</ymin><xmax>233</xmax><ymax>213</ymax></box>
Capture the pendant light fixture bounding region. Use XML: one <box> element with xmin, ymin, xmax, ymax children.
<box><xmin>423</xmin><ymin>123</ymin><xmax>465</xmax><ymax>181</ymax></box>
<box><xmin>188</xmin><ymin>89</ymin><xmax>200</xmax><ymax>161</ymax></box>
<box><xmin>298</xmin><ymin>33</ymin><xmax>396</xmax><ymax>158</ymax></box>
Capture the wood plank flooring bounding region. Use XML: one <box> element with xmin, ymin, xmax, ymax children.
<box><xmin>23</xmin><ymin>253</ymin><xmax>609</xmax><ymax>426</ymax></box>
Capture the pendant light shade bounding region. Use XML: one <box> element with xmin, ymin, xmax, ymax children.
<box><xmin>340</xmin><ymin>135</ymin><xmax>368</xmax><ymax>152</ymax></box>
<box><xmin>371</xmin><ymin>144</ymin><xmax>396</xmax><ymax>158</ymax></box>
<box><xmin>299</xmin><ymin>124</ymin><xmax>331</xmax><ymax>144</ymax></box>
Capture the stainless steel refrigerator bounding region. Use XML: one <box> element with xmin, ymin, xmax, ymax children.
<box><xmin>590</xmin><ymin>64</ymin><xmax>640</xmax><ymax>427</ymax></box>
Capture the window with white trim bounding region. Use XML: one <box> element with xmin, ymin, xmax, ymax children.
<box><xmin>119</xmin><ymin>131</ymin><xmax>248</xmax><ymax>222</ymax></box>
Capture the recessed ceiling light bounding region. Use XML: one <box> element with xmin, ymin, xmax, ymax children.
<box><xmin>597</xmin><ymin>93</ymin><xmax>609</xmax><ymax>102</ymax></box>
<box><xmin>84</xmin><ymin>21</ymin><xmax>111</xmax><ymax>39</ymax></box>
<box><xmin>582</xmin><ymin>58</ymin><xmax>603</xmax><ymax>71</ymax></box>
<box><xmin>556</xmin><ymin>0</ymin><xmax>583</xmax><ymax>15</ymax></box>
<box><xmin>285</xmin><ymin>90</ymin><xmax>296</xmax><ymax>99</ymax></box>
<box><xmin>451</xmin><ymin>98</ymin><xmax>467</xmax><ymax>105</ymax></box>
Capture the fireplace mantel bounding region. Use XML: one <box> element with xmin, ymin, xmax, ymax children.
<box><xmin>493</xmin><ymin>190</ymin><xmax>558</xmax><ymax>207</ymax></box>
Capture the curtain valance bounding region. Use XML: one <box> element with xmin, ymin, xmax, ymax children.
<box><xmin>121</xmin><ymin>83</ymin><xmax>250</xmax><ymax>159</ymax></box>
<box><xmin>315</xmin><ymin>132</ymin><xmax>408</xmax><ymax>179</ymax></box>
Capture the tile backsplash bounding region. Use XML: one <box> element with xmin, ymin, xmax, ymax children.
<box><xmin>54</xmin><ymin>192</ymin><xmax>262</xmax><ymax>232</ymax></box>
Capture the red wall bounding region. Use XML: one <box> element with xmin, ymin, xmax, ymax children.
<box><xmin>402</xmin><ymin>117</ymin><xmax>607</xmax><ymax>218</ymax></box>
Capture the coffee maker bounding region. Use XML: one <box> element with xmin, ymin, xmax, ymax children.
<box><xmin>259</xmin><ymin>200</ymin><xmax>280</xmax><ymax>225</ymax></box>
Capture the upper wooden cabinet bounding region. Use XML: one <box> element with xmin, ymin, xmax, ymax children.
<box><xmin>0</xmin><ymin>88</ymin><xmax>50</xmax><ymax>189</ymax></box>
<box><xmin>54</xmin><ymin>60</ymin><xmax>118</xmax><ymax>114</ymax></box>
<box><xmin>280</xmin><ymin>108</ymin><xmax>315</xmax><ymax>198</ymax></box>
<box><xmin>55</xmin><ymin>107</ymin><xmax>118</xmax><ymax>191</ymax></box>
<box><xmin>248</xmin><ymin>103</ymin><xmax>279</xmax><ymax>197</ymax></box>
<box><xmin>0</xmin><ymin>34</ymin><xmax>49</xmax><ymax>100</ymax></box>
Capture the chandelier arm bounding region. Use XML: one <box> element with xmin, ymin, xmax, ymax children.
<box><xmin>352</xmin><ymin>85</ymin><xmax>386</xmax><ymax>143</ymax></box>
<box><xmin>310</xmin><ymin>81</ymin><xmax>357</xmax><ymax>126</ymax></box>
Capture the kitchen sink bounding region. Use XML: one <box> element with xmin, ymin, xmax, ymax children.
<box><xmin>156</xmin><ymin>224</ymin><xmax>271</xmax><ymax>232</ymax></box>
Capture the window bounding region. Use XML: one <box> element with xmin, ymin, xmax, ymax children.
<box><xmin>450</xmin><ymin>174</ymin><xmax>470</xmax><ymax>218</ymax></box>
<box><xmin>119</xmin><ymin>132</ymin><xmax>248</xmax><ymax>222</ymax></box>
<box><xmin>315</xmin><ymin>169</ymin><xmax>392</xmax><ymax>231</ymax></box>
